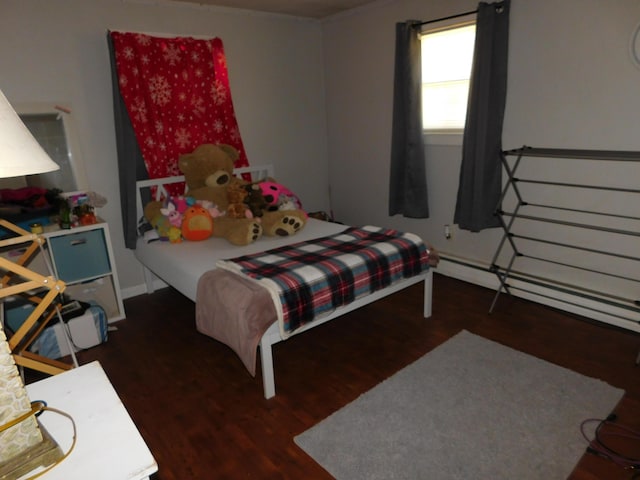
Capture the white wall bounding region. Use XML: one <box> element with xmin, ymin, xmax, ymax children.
<box><xmin>1</xmin><ymin>0</ymin><xmax>330</xmax><ymax>297</ymax></box>
<box><xmin>3</xmin><ymin>0</ymin><xmax>639</xmax><ymax>329</ymax></box>
<box><xmin>323</xmin><ymin>0</ymin><xmax>640</xmax><ymax>330</ymax></box>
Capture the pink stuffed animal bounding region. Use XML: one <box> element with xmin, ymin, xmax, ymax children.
<box><xmin>160</xmin><ymin>199</ymin><xmax>183</xmax><ymax>228</ymax></box>
<box><xmin>172</xmin><ymin>196</ymin><xmax>191</xmax><ymax>214</ymax></box>
<box><xmin>258</xmin><ymin>181</ymin><xmax>303</xmax><ymax>211</ymax></box>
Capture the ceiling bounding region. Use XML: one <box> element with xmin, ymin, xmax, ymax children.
<box><xmin>169</xmin><ymin>0</ymin><xmax>379</xmax><ymax>19</ymax></box>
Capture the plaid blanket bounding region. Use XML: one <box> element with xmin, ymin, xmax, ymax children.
<box><xmin>216</xmin><ymin>226</ymin><xmax>430</xmax><ymax>338</ymax></box>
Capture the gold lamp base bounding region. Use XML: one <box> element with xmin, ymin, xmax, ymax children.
<box><xmin>0</xmin><ymin>424</ymin><xmax>62</xmax><ymax>480</ymax></box>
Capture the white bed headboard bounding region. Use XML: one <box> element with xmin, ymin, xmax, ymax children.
<box><xmin>135</xmin><ymin>164</ymin><xmax>274</xmax><ymax>221</ymax></box>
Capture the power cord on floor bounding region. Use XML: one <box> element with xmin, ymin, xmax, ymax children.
<box><xmin>581</xmin><ymin>414</ymin><xmax>640</xmax><ymax>473</ymax></box>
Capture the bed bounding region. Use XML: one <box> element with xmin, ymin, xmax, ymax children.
<box><xmin>135</xmin><ymin>165</ymin><xmax>433</xmax><ymax>398</ymax></box>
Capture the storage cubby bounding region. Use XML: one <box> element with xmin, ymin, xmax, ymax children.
<box><xmin>45</xmin><ymin>222</ymin><xmax>125</xmax><ymax>322</ymax></box>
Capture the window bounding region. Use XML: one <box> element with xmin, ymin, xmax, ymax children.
<box><xmin>421</xmin><ymin>20</ymin><xmax>476</xmax><ymax>132</ymax></box>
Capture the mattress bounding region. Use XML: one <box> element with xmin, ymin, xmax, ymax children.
<box><xmin>134</xmin><ymin>218</ymin><xmax>348</xmax><ymax>301</ymax></box>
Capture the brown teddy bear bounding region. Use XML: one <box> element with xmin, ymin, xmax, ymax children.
<box><xmin>145</xmin><ymin>143</ymin><xmax>306</xmax><ymax>246</ymax></box>
<box><xmin>225</xmin><ymin>181</ymin><xmax>252</xmax><ymax>219</ymax></box>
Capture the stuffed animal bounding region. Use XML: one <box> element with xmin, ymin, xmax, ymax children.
<box><xmin>225</xmin><ymin>182</ymin><xmax>253</xmax><ymax>219</ymax></box>
<box><xmin>242</xmin><ymin>182</ymin><xmax>269</xmax><ymax>218</ymax></box>
<box><xmin>170</xmin><ymin>143</ymin><xmax>306</xmax><ymax>245</ymax></box>
<box><xmin>149</xmin><ymin>214</ymin><xmax>183</xmax><ymax>243</ymax></box>
<box><xmin>181</xmin><ymin>204</ymin><xmax>213</xmax><ymax>241</ymax></box>
<box><xmin>258</xmin><ymin>181</ymin><xmax>304</xmax><ymax>212</ymax></box>
<box><xmin>160</xmin><ymin>199</ymin><xmax>184</xmax><ymax>228</ymax></box>
<box><xmin>198</xmin><ymin>199</ymin><xmax>224</xmax><ymax>219</ymax></box>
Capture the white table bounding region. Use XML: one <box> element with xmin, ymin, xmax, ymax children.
<box><xmin>25</xmin><ymin>361</ymin><xmax>157</xmax><ymax>479</ymax></box>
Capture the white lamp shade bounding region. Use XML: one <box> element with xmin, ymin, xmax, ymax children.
<box><xmin>0</xmin><ymin>89</ymin><xmax>60</xmax><ymax>178</ymax></box>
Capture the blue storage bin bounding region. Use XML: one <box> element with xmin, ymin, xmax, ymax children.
<box><xmin>4</xmin><ymin>302</ymin><xmax>36</xmax><ymax>333</ymax></box>
<box><xmin>48</xmin><ymin>229</ymin><xmax>111</xmax><ymax>282</ymax></box>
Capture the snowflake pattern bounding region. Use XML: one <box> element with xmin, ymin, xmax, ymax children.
<box><xmin>211</xmin><ymin>79</ymin><xmax>227</xmax><ymax>106</ymax></box>
<box><xmin>122</xmin><ymin>46</ymin><xmax>135</xmax><ymax>61</ymax></box>
<box><xmin>175</xmin><ymin>128</ymin><xmax>191</xmax><ymax>149</ymax></box>
<box><xmin>131</xmin><ymin>97</ymin><xmax>148</xmax><ymax>124</ymax></box>
<box><xmin>163</xmin><ymin>43</ymin><xmax>182</xmax><ymax>66</ymax></box>
<box><xmin>230</xmin><ymin>127</ymin><xmax>240</xmax><ymax>142</ymax></box>
<box><xmin>135</xmin><ymin>34</ymin><xmax>151</xmax><ymax>46</ymax></box>
<box><xmin>148</xmin><ymin>75</ymin><xmax>171</xmax><ymax>106</ymax></box>
<box><xmin>111</xmin><ymin>32</ymin><xmax>248</xmax><ymax>189</ymax></box>
<box><xmin>191</xmin><ymin>95</ymin><xmax>206</xmax><ymax>116</ymax></box>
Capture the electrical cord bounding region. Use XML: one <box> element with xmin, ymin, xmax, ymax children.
<box><xmin>0</xmin><ymin>401</ymin><xmax>47</xmax><ymax>433</ymax></box>
<box><xmin>581</xmin><ymin>414</ymin><xmax>640</xmax><ymax>471</ymax></box>
<box><xmin>0</xmin><ymin>401</ymin><xmax>77</xmax><ymax>479</ymax></box>
<box><xmin>24</xmin><ymin>404</ymin><xmax>77</xmax><ymax>479</ymax></box>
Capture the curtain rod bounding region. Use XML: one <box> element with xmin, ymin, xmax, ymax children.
<box><xmin>419</xmin><ymin>9</ymin><xmax>477</xmax><ymax>27</ymax></box>
<box><xmin>419</xmin><ymin>1</ymin><xmax>507</xmax><ymax>26</ymax></box>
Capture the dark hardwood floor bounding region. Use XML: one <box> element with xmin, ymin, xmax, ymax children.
<box><xmin>32</xmin><ymin>273</ymin><xmax>640</xmax><ymax>479</ymax></box>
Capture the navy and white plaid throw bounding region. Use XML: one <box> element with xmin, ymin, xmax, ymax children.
<box><xmin>217</xmin><ymin>226</ymin><xmax>430</xmax><ymax>338</ymax></box>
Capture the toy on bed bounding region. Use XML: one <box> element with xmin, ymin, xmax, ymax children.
<box><xmin>149</xmin><ymin>214</ymin><xmax>183</xmax><ymax>243</ymax></box>
<box><xmin>259</xmin><ymin>181</ymin><xmax>304</xmax><ymax>212</ymax></box>
<box><xmin>225</xmin><ymin>182</ymin><xmax>254</xmax><ymax>219</ymax></box>
<box><xmin>160</xmin><ymin>197</ymin><xmax>188</xmax><ymax>227</ymax></box>
<box><xmin>181</xmin><ymin>204</ymin><xmax>214</xmax><ymax>241</ymax></box>
<box><xmin>144</xmin><ymin>143</ymin><xmax>307</xmax><ymax>245</ymax></box>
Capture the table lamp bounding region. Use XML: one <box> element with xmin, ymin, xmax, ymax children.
<box><xmin>0</xmin><ymin>88</ymin><xmax>68</xmax><ymax>477</ymax></box>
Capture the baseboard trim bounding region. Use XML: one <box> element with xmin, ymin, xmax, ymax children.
<box><xmin>122</xmin><ymin>278</ymin><xmax>168</xmax><ymax>299</ymax></box>
<box><xmin>435</xmin><ymin>256</ymin><xmax>640</xmax><ymax>334</ymax></box>
<box><xmin>122</xmin><ymin>257</ymin><xmax>639</xmax><ymax>333</ymax></box>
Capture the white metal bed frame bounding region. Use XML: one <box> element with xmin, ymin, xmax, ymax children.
<box><xmin>135</xmin><ymin>165</ymin><xmax>433</xmax><ymax>398</ymax></box>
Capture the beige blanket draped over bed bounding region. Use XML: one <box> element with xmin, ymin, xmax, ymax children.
<box><xmin>195</xmin><ymin>269</ymin><xmax>277</xmax><ymax>376</ymax></box>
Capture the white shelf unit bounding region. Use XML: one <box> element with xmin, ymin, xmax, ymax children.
<box><xmin>490</xmin><ymin>146</ymin><xmax>640</xmax><ymax>331</ymax></box>
<box><xmin>44</xmin><ymin>222</ymin><xmax>125</xmax><ymax>323</ymax></box>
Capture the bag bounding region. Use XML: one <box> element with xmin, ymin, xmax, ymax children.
<box><xmin>34</xmin><ymin>303</ymin><xmax>108</xmax><ymax>359</ymax></box>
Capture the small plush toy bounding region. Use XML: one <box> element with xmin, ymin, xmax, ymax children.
<box><xmin>167</xmin><ymin>226</ymin><xmax>183</xmax><ymax>243</ymax></box>
<box><xmin>258</xmin><ymin>181</ymin><xmax>304</xmax><ymax>212</ymax></box>
<box><xmin>198</xmin><ymin>199</ymin><xmax>224</xmax><ymax>219</ymax></box>
<box><xmin>226</xmin><ymin>182</ymin><xmax>253</xmax><ymax>219</ymax></box>
<box><xmin>160</xmin><ymin>199</ymin><xmax>184</xmax><ymax>228</ymax></box>
<box><xmin>150</xmin><ymin>214</ymin><xmax>183</xmax><ymax>243</ymax></box>
<box><xmin>172</xmin><ymin>196</ymin><xmax>192</xmax><ymax>214</ymax></box>
<box><xmin>242</xmin><ymin>183</ymin><xmax>269</xmax><ymax>218</ymax></box>
<box><xmin>181</xmin><ymin>204</ymin><xmax>213</xmax><ymax>241</ymax></box>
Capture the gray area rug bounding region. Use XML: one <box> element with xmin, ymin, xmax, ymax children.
<box><xmin>295</xmin><ymin>330</ymin><xmax>624</xmax><ymax>479</ymax></box>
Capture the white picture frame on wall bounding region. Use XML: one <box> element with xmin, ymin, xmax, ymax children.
<box><xmin>7</xmin><ymin>102</ymin><xmax>89</xmax><ymax>193</ymax></box>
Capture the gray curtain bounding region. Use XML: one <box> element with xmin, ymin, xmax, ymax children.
<box><xmin>388</xmin><ymin>21</ymin><xmax>429</xmax><ymax>218</ymax></box>
<box><xmin>454</xmin><ymin>0</ymin><xmax>510</xmax><ymax>232</ymax></box>
<box><xmin>107</xmin><ymin>33</ymin><xmax>149</xmax><ymax>249</ymax></box>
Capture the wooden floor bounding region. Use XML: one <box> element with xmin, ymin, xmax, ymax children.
<box><xmin>33</xmin><ymin>273</ymin><xmax>640</xmax><ymax>479</ymax></box>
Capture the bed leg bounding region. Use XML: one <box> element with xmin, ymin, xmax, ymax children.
<box><xmin>143</xmin><ymin>266</ymin><xmax>155</xmax><ymax>294</ymax></box>
<box><xmin>259</xmin><ymin>337</ymin><xmax>276</xmax><ymax>399</ymax></box>
<box><xmin>423</xmin><ymin>269</ymin><xmax>433</xmax><ymax>318</ymax></box>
